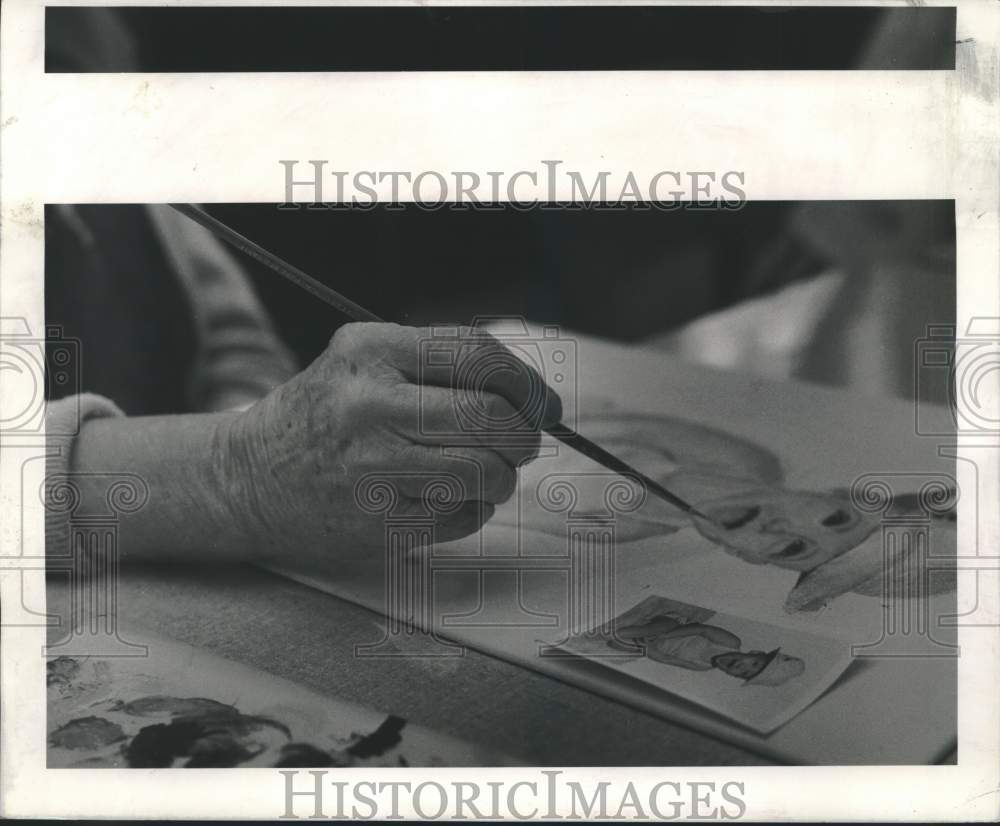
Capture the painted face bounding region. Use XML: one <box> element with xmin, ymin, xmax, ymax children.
<box><xmin>693</xmin><ymin>489</ymin><xmax>879</xmax><ymax>571</ymax></box>
<box><xmin>711</xmin><ymin>651</ymin><xmax>770</xmax><ymax>679</ymax></box>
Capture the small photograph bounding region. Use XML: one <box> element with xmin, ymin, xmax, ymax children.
<box><xmin>559</xmin><ymin>595</ymin><xmax>852</xmax><ymax>733</ymax></box>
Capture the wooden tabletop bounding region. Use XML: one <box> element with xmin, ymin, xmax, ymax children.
<box><xmin>46</xmin><ymin>563</ymin><xmax>775</xmax><ymax>766</ymax></box>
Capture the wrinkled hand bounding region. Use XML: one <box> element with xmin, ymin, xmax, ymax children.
<box><xmin>217</xmin><ymin>323</ymin><xmax>562</xmax><ymax>559</ymax></box>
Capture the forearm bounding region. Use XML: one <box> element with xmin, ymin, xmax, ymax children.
<box><xmin>69</xmin><ymin>412</ymin><xmax>254</xmax><ymax>562</ymax></box>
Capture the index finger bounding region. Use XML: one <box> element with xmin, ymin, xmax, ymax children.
<box><xmin>381</xmin><ymin>324</ymin><xmax>564</xmax><ymax>430</ymax></box>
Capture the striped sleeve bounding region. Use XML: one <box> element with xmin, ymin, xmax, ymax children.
<box><xmin>146</xmin><ymin>204</ymin><xmax>299</xmax><ymax>412</ymax></box>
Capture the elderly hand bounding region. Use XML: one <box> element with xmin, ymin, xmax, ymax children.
<box><xmin>218</xmin><ymin>322</ymin><xmax>563</xmax><ymax>559</ymax></box>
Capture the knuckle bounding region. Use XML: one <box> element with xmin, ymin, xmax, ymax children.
<box><xmin>393</xmin><ymin>322</ymin><xmax>418</xmax><ymax>345</ymax></box>
<box><xmin>484</xmin><ymin>393</ymin><xmax>516</xmax><ymax>425</ymax></box>
<box><xmin>462</xmin><ymin>328</ymin><xmax>499</xmax><ymax>356</ymax></box>
<box><xmin>329</xmin><ymin>322</ymin><xmax>366</xmax><ymax>355</ymax></box>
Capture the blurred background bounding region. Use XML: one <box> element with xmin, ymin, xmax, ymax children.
<box><xmin>202</xmin><ymin>200</ymin><xmax>955</xmax><ymax>407</ymax></box>
<box><xmin>46</xmin><ymin>198</ymin><xmax>955</xmax><ymax>411</ymax></box>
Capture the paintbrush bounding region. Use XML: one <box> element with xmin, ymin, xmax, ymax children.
<box><xmin>168</xmin><ymin>203</ymin><xmax>709</xmax><ymax>520</ymax></box>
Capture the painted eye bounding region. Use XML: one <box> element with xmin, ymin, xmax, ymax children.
<box><xmin>820</xmin><ymin>508</ymin><xmax>852</xmax><ymax>527</ymax></box>
<box><xmin>718</xmin><ymin>505</ymin><xmax>761</xmax><ymax>530</ymax></box>
<box><xmin>774</xmin><ymin>539</ymin><xmax>808</xmax><ymax>559</ymax></box>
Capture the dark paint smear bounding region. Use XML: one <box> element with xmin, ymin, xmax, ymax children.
<box><xmin>347</xmin><ymin>715</ymin><xmax>406</xmax><ymax>758</ymax></box>
<box><xmin>128</xmin><ymin>721</ymin><xmax>208</xmax><ymax>767</ymax></box>
<box><xmin>109</xmin><ymin>693</ymin><xmax>402</xmax><ymax>768</ymax></box>
<box><xmin>273</xmin><ymin>742</ymin><xmax>351</xmax><ymax>768</ymax></box>
<box><xmin>46</xmin><ymin>656</ymin><xmax>80</xmax><ymax>686</ymax></box>
<box><xmin>50</xmin><ymin>716</ymin><xmax>126</xmax><ymax>750</ymax></box>
<box><xmin>185</xmin><ymin>731</ymin><xmax>257</xmax><ymax>768</ymax></box>
<box><xmin>124</xmin><ymin>706</ymin><xmax>291</xmax><ymax>768</ymax></box>
<box><xmin>821</xmin><ymin>508</ymin><xmax>851</xmax><ymax>527</ymax></box>
<box><xmin>720</xmin><ymin>506</ymin><xmax>760</xmax><ymax>530</ymax></box>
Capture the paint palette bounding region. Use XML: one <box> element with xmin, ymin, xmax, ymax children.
<box><xmin>47</xmin><ymin>633</ymin><xmax>511</xmax><ymax>768</ymax></box>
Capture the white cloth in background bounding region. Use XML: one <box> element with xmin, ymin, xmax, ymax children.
<box><xmin>643</xmin><ymin>269</ymin><xmax>847</xmax><ymax>384</ymax></box>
